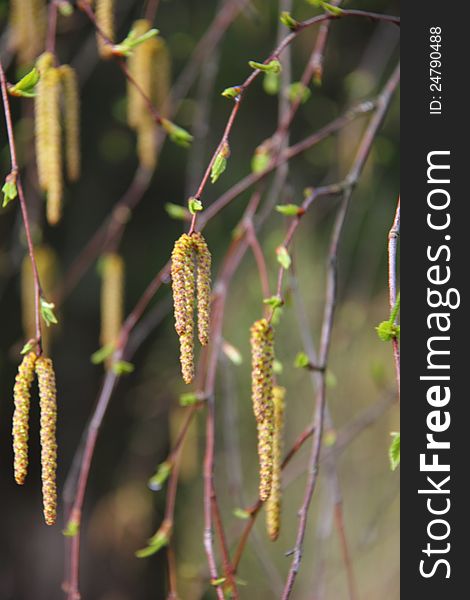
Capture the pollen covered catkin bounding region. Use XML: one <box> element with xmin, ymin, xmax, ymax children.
<box><xmin>127</xmin><ymin>20</ymin><xmax>154</xmax><ymax>129</ymax></box>
<box><xmin>266</xmin><ymin>386</ymin><xmax>285</xmax><ymax>540</ymax></box>
<box><xmin>34</xmin><ymin>52</ymin><xmax>54</xmax><ymax>190</ymax></box>
<box><xmin>95</xmin><ymin>0</ymin><xmax>115</xmax><ymax>59</ymax></box>
<box><xmin>250</xmin><ymin>318</ymin><xmax>275</xmax><ymax>501</ymax></box>
<box><xmin>180</xmin><ymin>241</ymin><xmax>196</xmax><ymax>385</ymax></box>
<box><xmin>100</xmin><ymin>253</ymin><xmax>124</xmax><ymax>352</ymax></box>
<box><xmin>12</xmin><ymin>352</ymin><xmax>37</xmax><ymax>485</ymax></box>
<box><xmin>59</xmin><ymin>65</ymin><xmax>80</xmax><ymax>181</ymax></box>
<box><xmin>9</xmin><ymin>0</ymin><xmax>46</xmax><ymax>65</ymax></box>
<box><xmin>193</xmin><ymin>232</ymin><xmax>211</xmax><ymax>346</ymax></box>
<box><xmin>35</xmin><ymin>356</ymin><xmax>58</xmax><ymax>526</ymax></box>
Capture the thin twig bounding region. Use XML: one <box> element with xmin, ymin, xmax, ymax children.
<box><xmin>388</xmin><ymin>197</ymin><xmax>400</xmax><ymax>397</ymax></box>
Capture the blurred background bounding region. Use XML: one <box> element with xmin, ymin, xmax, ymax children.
<box><xmin>0</xmin><ymin>0</ymin><xmax>399</xmax><ymax>598</ymax></box>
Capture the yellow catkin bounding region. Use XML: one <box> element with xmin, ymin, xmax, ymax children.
<box><xmin>171</xmin><ymin>234</ymin><xmax>194</xmax><ymax>337</ymax></box>
<box><xmin>43</xmin><ymin>68</ymin><xmax>63</xmax><ymax>225</ymax></box>
<box><xmin>100</xmin><ymin>253</ymin><xmax>125</xmax><ymax>353</ymax></box>
<box><xmin>96</xmin><ymin>0</ymin><xmax>115</xmax><ymax>59</ymax></box>
<box><xmin>193</xmin><ymin>232</ymin><xmax>211</xmax><ymax>346</ymax></box>
<box><xmin>136</xmin><ymin>117</ymin><xmax>158</xmax><ymax>170</ymax></box>
<box><xmin>12</xmin><ymin>352</ymin><xmax>37</xmax><ymax>485</ymax></box>
<box><xmin>35</xmin><ymin>356</ymin><xmax>58</xmax><ymax>526</ymax></box>
<box><xmin>59</xmin><ymin>65</ymin><xmax>81</xmax><ymax>182</ymax></box>
<box><xmin>266</xmin><ymin>386</ymin><xmax>285</xmax><ymax>540</ymax></box>
<box><xmin>170</xmin><ymin>407</ymin><xmax>198</xmax><ymax>482</ymax></box>
<box><xmin>9</xmin><ymin>0</ymin><xmax>47</xmax><ymax>65</ymax></box>
<box><xmin>34</xmin><ymin>52</ymin><xmax>54</xmax><ymax>190</ymax></box>
<box><xmin>127</xmin><ymin>20</ymin><xmax>154</xmax><ymax>129</ymax></box>
<box><xmin>250</xmin><ymin>319</ymin><xmax>274</xmax><ymax>423</ymax></box>
<box><xmin>250</xmin><ymin>318</ymin><xmax>275</xmax><ymax>501</ymax></box>
<box><xmin>21</xmin><ymin>245</ymin><xmax>57</xmax><ymax>355</ymax></box>
<box><xmin>180</xmin><ymin>240</ymin><xmax>196</xmax><ymax>384</ymax></box>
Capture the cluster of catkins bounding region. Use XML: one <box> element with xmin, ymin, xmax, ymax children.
<box><xmin>35</xmin><ymin>52</ymin><xmax>80</xmax><ymax>225</ymax></box>
<box><xmin>13</xmin><ymin>352</ymin><xmax>58</xmax><ymax>525</ymax></box>
<box><xmin>251</xmin><ymin>319</ymin><xmax>285</xmax><ymax>540</ymax></box>
<box><xmin>171</xmin><ymin>233</ymin><xmax>211</xmax><ymax>384</ymax></box>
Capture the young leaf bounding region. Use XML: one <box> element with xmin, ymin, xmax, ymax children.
<box><xmin>280</xmin><ymin>11</ymin><xmax>299</xmax><ymax>30</ymax></box>
<box><xmin>251</xmin><ymin>144</ymin><xmax>271</xmax><ymax>173</ymax></box>
<box><xmin>389</xmin><ymin>432</ymin><xmax>400</xmax><ymax>471</ymax></box>
<box><xmin>233</xmin><ymin>508</ymin><xmax>250</xmax><ymax>520</ymax></box>
<box><xmin>179</xmin><ymin>392</ymin><xmax>202</xmax><ymax>406</ymax></box>
<box><xmin>62</xmin><ymin>519</ymin><xmax>80</xmax><ymax>537</ymax></box>
<box><xmin>276</xmin><ymin>245</ymin><xmax>291</xmax><ymax>270</ymax></box>
<box><xmin>2</xmin><ymin>178</ymin><xmax>18</xmax><ymax>207</ymax></box>
<box><xmin>165</xmin><ymin>202</ymin><xmax>189</xmax><ymax>220</ymax></box>
<box><xmin>40</xmin><ymin>298</ymin><xmax>58</xmax><ymax>327</ymax></box>
<box><xmin>376</xmin><ymin>320</ymin><xmax>400</xmax><ymax>342</ymax></box>
<box><xmin>221</xmin><ymin>86</ymin><xmax>242</xmax><ymax>100</ymax></box>
<box><xmin>91</xmin><ymin>344</ymin><xmax>115</xmax><ymax>365</ymax></box>
<box><xmin>275</xmin><ymin>203</ymin><xmax>300</xmax><ymax>216</ymax></box>
<box><xmin>135</xmin><ymin>523</ymin><xmax>171</xmax><ymax>558</ymax></box>
<box><xmin>248</xmin><ymin>59</ymin><xmax>282</xmax><ymax>74</ymax></box>
<box><xmin>112</xmin><ymin>360</ymin><xmax>135</xmax><ymax>375</ymax></box>
<box><xmin>187</xmin><ymin>197</ymin><xmax>203</xmax><ymax>214</ymax></box>
<box><xmin>161</xmin><ymin>119</ymin><xmax>193</xmax><ymax>148</ymax></box>
<box><xmin>294</xmin><ymin>351</ymin><xmax>310</xmax><ymax>369</ymax></box>
<box><xmin>148</xmin><ymin>461</ymin><xmax>172</xmax><ymax>491</ymax></box>
<box><xmin>8</xmin><ymin>67</ymin><xmax>40</xmax><ymax>98</ymax></box>
<box><xmin>113</xmin><ymin>27</ymin><xmax>159</xmax><ymax>57</ymax></box>
<box><xmin>210</xmin><ymin>142</ymin><xmax>230</xmax><ymax>184</ymax></box>
<box><xmin>287</xmin><ymin>81</ymin><xmax>311</xmax><ymax>104</ymax></box>
<box><xmin>263</xmin><ymin>71</ymin><xmax>280</xmax><ymax>95</ymax></box>
<box><xmin>263</xmin><ymin>295</ymin><xmax>283</xmax><ymax>309</ymax></box>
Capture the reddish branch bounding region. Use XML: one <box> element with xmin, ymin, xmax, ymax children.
<box><xmin>0</xmin><ymin>62</ymin><xmax>43</xmax><ymax>355</ymax></box>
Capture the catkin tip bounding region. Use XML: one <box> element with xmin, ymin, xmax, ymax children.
<box><xmin>12</xmin><ymin>352</ymin><xmax>37</xmax><ymax>485</ymax></box>
<box><xmin>100</xmin><ymin>253</ymin><xmax>125</xmax><ymax>356</ymax></box>
<box><xmin>35</xmin><ymin>356</ymin><xmax>58</xmax><ymax>526</ymax></box>
<box><xmin>96</xmin><ymin>0</ymin><xmax>115</xmax><ymax>59</ymax></box>
<box><xmin>266</xmin><ymin>386</ymin><xmax>285</xmax><ymax>541</ymax></box>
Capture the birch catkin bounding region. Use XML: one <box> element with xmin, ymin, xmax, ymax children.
<box><xmin>9</xmin><ymin>0</ymin><xmax>46</xmax><ymax>65</ymax></box>
<box><xmin>127</xmin><ymin>20</ymin><xmax>154</xmax><ymax>129</ymax></box>
<box><xmin>35</xmin><ymin>52</ymin><xmax>54</xmax><ymax>190</ymax></box>
<box><xmin>59</xmin><ymin>65</ymin><xmax>81</xmax><ymax>181</ymax></box>
<box><xmin>35</xmin><ymin>356</ymin><xmax>58</xmax><ymax>526</ymax></box>
<box><xmin>193</xmin><ymin>232</ymin><xmax>211</xmax><ymax>346</ymax></box>
<box><xmin>12</xmin><ymin>352</ymin><xmax>37</xmax><ymax>485</ymax></box>
<box><xmin>171</xmin><ymin>233</ymin><xmax>212</xmax><ymax>384</ymax></box>
<box><xmin>250</xmin><ymin>318</ymin><xmax>275</xmax><ymax>501</ymax></box>
<box><xmin>100</xmin><ymin>253</ymin><xmax>125</xmax><ymax>352</ymax></box>
<box><xmin>95</xmin><ymin>0</ymin><xmax>115</xmax><ymax>59</ymax></box>
<box><xmin>266</xmin><ymin>386</ymin><xmax>285</xmax><ymax>540</ymax></box>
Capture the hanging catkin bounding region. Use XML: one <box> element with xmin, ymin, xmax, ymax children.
<box><xmin>35</xmin><ymin>356</ymin><xmax>58</xmax><ymax>526</ymax></box>
<box><xmin>34</xmin><ymin>52</ymin><xmax>54</xmax><ymax>190</ymax></box>
<box><xmin>127</xmin><ymin>19</ymin><xmax>154</xmax><ymax>129</ymax></box>
<box><xmin>12</xmin><ymin>352</ymin><xmax>37</xmax><ymax>485</ymax></box>
<box><xmin>21</xmin><ymin>246</ymin><xmax>57</xmax><ymax>355</ymax></box>
<box><xmin>95</xmin><ymin>0</ymin><xmax>115</xmax><ymax>59</ymax></box>
<box><xmin>250</xmin><ymin>318</ymin><xmax>275</xmax><ymax>501</ymax></box>
<box><xmin>9</xmin><ymin>0</ymin><xmax>46</xmax><ymax>66</ymax></box>
<box><xmin>266</xmin><ymin>386</ymin><xmax>285</xmax><ymax>540</ymax></box>
<box><xmin>59</xmin><ymin>65</ymin><xmax>81</xmax><ymax>182</ymax></box>
<box><xmin>171</xmin><ymin>233</ymin><xmax>211</xmax><ymax>384</ymax></box>
<box><xmin>100</xmin><ymin>253</ymin><xmax>124</xmax><ymax>353</ymax></box>
<box><xmin>192</xmin><ymin>232</ymin><xmax>211</xmax><ymax>346</ymax></box>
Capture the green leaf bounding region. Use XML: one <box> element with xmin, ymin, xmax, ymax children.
<box><xmin>211</xmin><ymin>577</ymin><xmax>226</xmax><ymax>587</ymax></box>
<box><xmin>9</xmin><ymin>67</ymin><xmax>40</xmax><ymax>97</ymax></box>
<box><xmin>276</xmin><ymin>246</ymin><xmax>291</xmax><ymax>270</ymax></box>
<box><xmin>58</xmin><ymin>1</ymin><xmax>74</xmax><ymax>17</ymax></box>
<box><xmin>263</xmin><ymin>71</ymin><xmax>280</xmax><ymax>95</ymax></box>
<box><xmin>222</xmin><ymin>341</ymin><xmax>243</xmax><ymax>365</ymax></box>
<box><xmin>211</xmin><ymin>142</ymin><xmax>230</xmax><ymax>184</ymax></box>
<box><xmin>188</xmin><ymin>197</ymin><xmax>203</xmax><ymax>214</ymax></box>
<box><xmin>112</xmin><ymin>360</ymin><xmax>134</xmax><ymax>375</ymax></box>
<box><xmin>2</xmin><ymin>178</ymin><xmax>18</xmax><ymax>208</ymax></box>
<box><xmin>40</xmin><ymin>297</ymin><xmax>58</xmax><ymax>327</ymax></box>
<box><xmin>276</xmin><ymin>203</ymin><xmax>300</xmax><ymax>216</ymax></box>
<box><xmin>164</xmin><ymin>202</ymin><xmax>189</xmax><ymax>220</ymax></box>
<box><xmin>376</xmin><ymin>320</ymin><xmax>400</xmax><ymax>342</ymax></box>
<box><xmin>148</xmin><ymin>461</ymin><xmax>172</xmax><ymax>491</ymax></box>
<box><xmin>179</xmin><ymin>392</ymin><xmax>202</xmax><ymax>406</ymax></box>
<box><xmin>20</xmin><ymin>341</ymin><xmax>35</xmax><ymax>355</ymax></box>
<box><xmin>113</xmin><ymin>27</ymin><xmax>159</xmax><ymax>57</ymax></box>
<box><xmin>263</xmin><ymin>295</ymin><xmax>283</xmax><ymax>309</ymax></box>
<box><xmin>161</xmin><ymin>119</ymin><xmax>193</xmax><ymax>148</ymax></box>
<box><xmin>280</xmin><ymin>11</ymin><xmax>299</xmax><ymax>30</ymax></box>
<box><xmin>221</xmin><ymin>86</ymin><xmax>242</xmax><ymax>100</ymax></box>
<box><xmin>62</xmin><ymin>519</ymin><xmax>80</xmax><ymax>537</ymax></box>
<box><xmin>294</xmin><ymin>351</ymin><xmax>310</xmax><ymax>369</ymax></box>
<box><xmin>248</xmin><ymin>59</ymin><xmax>282</xmax><ymax>74</ymax></box>
<box><xmin>389</xmin><ymin>432</ymin><xmax>400</xmax><ymax>471</ymax></box>
<box><xmin>287</xmin><ymin>82</ymin><xmax>311</xmax><ymax>104</ymax></box>
<box><xmin>306</xmin><ymin>0</ymin><xmax>344</xmax><ymax>15</ymax></box>
<box><xmin>135</xmin><ymin>526</ymin><xmax>170</xmax><ymax>558</ymax></box>
<box><xmin>233</xmin><ymin>508</ymin><xmax>250</xmax><ymax>520</ymax></box>
<box><xmin>91</xmin><ymin>344</ymin><xmax>115</xmax><ymax>365</ymax></box>
<box><xmin>251</xmin><ymin>144</ymin><xmax>271</xmax><ymax>173</ymax></box>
